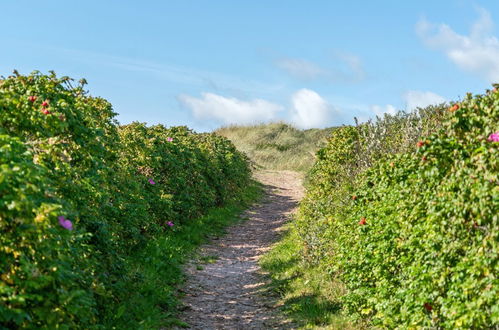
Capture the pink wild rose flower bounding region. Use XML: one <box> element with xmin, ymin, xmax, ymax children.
<box><xmin>167</xmin><ymin>137</ymin><xmax>173</xmax><ymax>142</ymax></box>
<box><xmin>58</xmin><ymin>216</ymin><xmax>73</xmax><ymax>230</ymax></box>
<box><xmin>166</xmin><ymin>221</ymin><xmax>174</xmax><ymax>227</ymax></box>
<box><xmin>148</xmin><ymin>178</ymin><xmax>156</xmax><ymax>185</ymax></box>
<box><xmin>488</xmin><ymin>132</ymin><xmax>499</xmax><ymax>142</ymax></box>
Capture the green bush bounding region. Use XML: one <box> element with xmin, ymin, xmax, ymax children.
<box><xmin>298</xmin><ymin>104</ymin><xmax>448</xmax><ymax>265</ymax></box>
<box><xmin>0</xmin><ymin>71</ymin><xmax>251</xmax><ymax>328</ymax></box>
<box><xmin>297</xmin><ymin>89</ymin><xmax>498</xmax><ymax>327</ymax></box>
<box><xmin>0</xmin><ymin>134</ymin><xmax>96</xmax><ymax>327</ymax></box>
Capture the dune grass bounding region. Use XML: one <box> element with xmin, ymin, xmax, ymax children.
<box><xmin>215</xmin><ymin>122</ymin><xmax>333</xmax><ymax>173</ymax></box>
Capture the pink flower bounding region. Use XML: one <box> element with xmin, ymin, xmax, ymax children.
<box><xmin>148</xmin><ymin>178</ymin><xmax>156</xmax><ymax>185</ymax></box>
<box><xmin>58</xmin><ymin>216</ymin><xmax>73</xmax><ymax>230</ymax></box>
<box><xmin>167</xmin><ymin>137</ymin><xmax>173</xmax><ymax>142</ymax></box>
<box><xmin>166</xmin><ymin>221</ymin><xmax>174</xmax><ymax>227</ymax></box>
<box><xmin>488</xmin><ymin>132</ymin><xmax>499</xmax><ymax>142</ymax></box>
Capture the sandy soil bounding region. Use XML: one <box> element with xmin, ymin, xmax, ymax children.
<box><xmin>175</xmin><ymin>170</ymin><xmax>304</xmax><ymax>329</ymax></box>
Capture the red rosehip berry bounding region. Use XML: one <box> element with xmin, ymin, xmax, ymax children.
<box><xmin>352</xmin><ymin>195</ymin><xmax>357</xmax><ymax>200</ymax></box>
<box><xmin>42</xmin><ymin>109</ymin><xmax>50</xmax><ymax>115</ymax></box>
<box><xmin>424</xmin><ymin>302</ymin><xmax>433</xmax><ymax>312</ymax></box>
<box><xmin>416</xmin><ymin>141</ymin><xmax>425</xmax><ymax>148</ymax></box>
<box><xmin>421</xmin><ymin>156</ymin><xmax>427</xmax><ymax>162</ymax></box>
<box><xmin>449</xmin><ymin>104</ymin><xmax>459</xmax><ymax>112</ymax></box>
<box><xmin>358</xmin><ymin>217</ymin><xmax>367</xmax><ymax>225</ymax></box>
<box><xmin>28</xmin><ymin>95</ymin><xmax>37</xmax><ymax>102</ymax></box>
<box><xmin>41</xmin><ymin>100</ymin><xmax>49</xmax><ymax>107</ymax></box>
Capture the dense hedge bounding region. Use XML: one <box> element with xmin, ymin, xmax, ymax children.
<box><xmin>298</xmin><ymin>89</ymin><xmax>498</xmax><ymax>328</ymax></box>
<box><xmin>0</xmin><ymin>71</ymin><xmax>250</xmax><ymax>328</ymax></box>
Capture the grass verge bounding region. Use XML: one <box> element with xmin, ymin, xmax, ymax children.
<box><xmin>107</xmin><ymin>178</ymin><xmax>263</xmax><ymax>329</ymax></box>
<box><xmin>260</xmin><ymin>221</ymin><xmax>362</xmax><ymax>329</ymax></box>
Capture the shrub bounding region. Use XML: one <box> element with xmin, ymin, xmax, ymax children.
<box><xmin>298</xmin><ymin>89</ymin><xmax>498</xmax><ymax>327</ymax></box>
<box><xmin>298</xmin><ymin>104</ymin><xmax>448</xmax><ymax>264</ymax></box>
<box><xmin>0</xmin><ymin>134</ymin><xmax>96</xmax><ymax>327</ymax></box>
<box><xmin>0</xmin><ymin>71</ymin><xmax>251</xmax><ymax>328</ymax></box>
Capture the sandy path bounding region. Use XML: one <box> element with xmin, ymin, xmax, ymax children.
<box><xmin>176</xmin><ymin>170</ymin><xmax>304</xmax><ymax>329</ymax></box>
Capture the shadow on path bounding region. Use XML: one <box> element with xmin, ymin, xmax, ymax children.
<box><xmin>176</xmin><ymin>170</ymin><xmax>303</xmax><ymax>329</ymax></box>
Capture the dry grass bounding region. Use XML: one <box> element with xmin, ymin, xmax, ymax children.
<box><xmin>215</xmin><ymin>122</ymin><xmax>334</xmax><ymax>172</ymax></box>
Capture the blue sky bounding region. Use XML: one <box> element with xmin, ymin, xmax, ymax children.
<box><xmin>1</xmin><ymin>1</ymin><xmax>498</xmax><ymax>131</ymax></box>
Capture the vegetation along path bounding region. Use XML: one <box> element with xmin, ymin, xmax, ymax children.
<box><xmin>177</xmin><ymin>170</ymin><xmax>304</xmax><ymax>329</ymax></box>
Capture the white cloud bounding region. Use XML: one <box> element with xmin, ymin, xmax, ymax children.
<box><xmin>276</xmin><ymin>58</ymin><xmax>326</xmax><ymax>80</ymax></box>
<box><xmin>370</xmin><ymin>104</ymin><xmax>397</xmax><ymax>117</ymax></box>
<box><xmin>181</xmin><ymin>89</ymin><xmax>340</xmax><ymax>129</ymax></box>
<box><xmin>416</xmin><ymin>8</ymin><xmax>499</xmax><ymax>82</ymax></box>
<box><xmin>178</xmin><ymin>92</ymin><xmax>283</xmax><ymax>125</ymax></box>
<box><xmin>403</xmin><ymin>90</ymin><xmax>446</xmax><ymax>110</ymax></box>
<box><xmin>290</xmin><ymin>89</ymin><xmax>333</xmax><ymax>129</ymax></box>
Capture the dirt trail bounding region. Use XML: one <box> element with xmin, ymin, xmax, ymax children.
<box><xmin>176</xmin><ymin>170</ymin><xmax>304</xmax><ymax>329</ymax></box>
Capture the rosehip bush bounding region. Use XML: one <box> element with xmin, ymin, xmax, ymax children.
<box><xmin>0</xmin><ymin>134</ymin><xmax>96</xmax><ymax>328</ymax></box>
<box><xmin>297</xmin><ymin>104</ymin><xmax>448</xmax><ymax>264</ymax></box>
<box><xmin>0</xmin><ymin>71</ymin><xmax>147</xmax><ymax>326</ymax></box>
<box><xmin>298</xmin><ymin>88</ymin><xmax>498</xmax><ymax>327</ymax></box>
<box><xmin>0</xmin><ymin>71</ymin><xmax>251</xmax><ymax>328</ymax></box>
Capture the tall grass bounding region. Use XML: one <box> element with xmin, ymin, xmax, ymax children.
<box><xmin>215</xmin><ymin>122</ymin><xmax>333</xmax><ymax>172</ymax></box>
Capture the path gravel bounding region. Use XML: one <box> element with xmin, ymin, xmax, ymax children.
<box><xmin>176</xmin><ymin>170</ymin><xmax>304</xmax><ymax>329</ymax></box>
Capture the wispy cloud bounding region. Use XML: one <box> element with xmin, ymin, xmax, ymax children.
<box><xmin>178</xmin><ymin>92</ymin><xmax>283</xmax><ymax>125</ymax></box>
<box><xmin>275</xmin><ymin>52</ymin><xmax>365</xmax><ymax>83</ymax></box>
<box><xmin>416</xmin><ymin>7</ymin><xmax>499</xmax><ymax>82</ymax></box>
<box><xmin>332</xmin><ymin>51</ymin><xmax>366</xmax><ymax>82</ymax></box>
<box><xmin>276</xmin><ymin>58</ymin><xmax>327</xmax><ymax>80</ymax></box>
<box><xmin>49</xmin><ymin>46</ymin><xmax>286</xmax><ymax>97</ymax></box>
